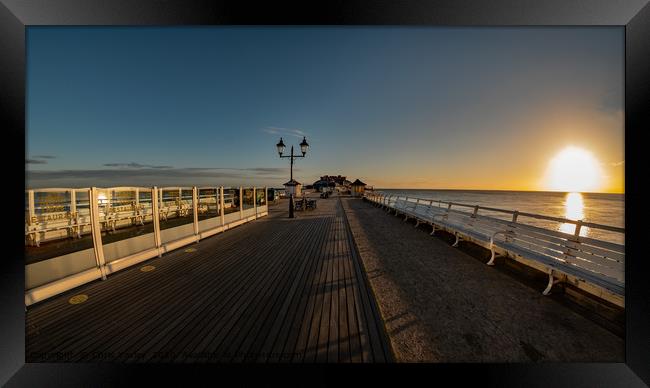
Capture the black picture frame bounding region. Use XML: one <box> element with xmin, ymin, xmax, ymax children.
<box><xmin>2</xmin><ymin>0</ymin><xmax>648</xmax><ymax>386</ymax></box>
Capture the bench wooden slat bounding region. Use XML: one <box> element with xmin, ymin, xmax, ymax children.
<box><xmin>565</xmin><ymin>247</ymin><xmax>624</xmax><ymax>271</ymax></box>
<box><xmin>565</xmin><ymin>240</ymin><xmax>624</xmax><ymax>260</ymax></box>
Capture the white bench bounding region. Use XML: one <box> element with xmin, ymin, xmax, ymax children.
<box><xmin>366</xmin><ymin>194</ymin><xmax>624</xmax><ymax>299</ymax></box>
<box><xmin>487</xmin><ymin>219</ymin><xmax>624</xmax><ymax>297</ymax></box>
<box><xmin>25</xmin><ymin>216</ymin><xmax>92</xmax><ymax>246</ymax></box>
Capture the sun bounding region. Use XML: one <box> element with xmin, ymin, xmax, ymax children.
<box><xmin>544</xmin><ymin>146</ymin><xmax>603</xmax><ymax>192</ymax></box>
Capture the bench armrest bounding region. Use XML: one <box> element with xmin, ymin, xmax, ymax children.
<box><xmin>487</xmin><ymin>230</ymin><xmax>516</xmax><ymax>265</ymax></box>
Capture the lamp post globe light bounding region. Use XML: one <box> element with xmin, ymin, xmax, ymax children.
<box><xmin>277</xmin><ymin>136</ymin><xmax>309</xmax><ymax>218</ymax></box>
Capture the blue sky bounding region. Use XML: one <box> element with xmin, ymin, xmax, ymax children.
<box><xmin>26</xmin><ymin>27</ymin><xmax>624</xmax><ymax>191</ymax></box>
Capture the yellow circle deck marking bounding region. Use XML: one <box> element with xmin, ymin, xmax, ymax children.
<box><xmin>184</xmin><ymin>248</ymin><xmax>197</xmax><ymax>253</ymax></box>
<box><xmin>140</xmin><ymin>265</ymin><xmax>156</xmax><ymax>272</ymax></box>
<box><xmin>68</xmin><ymin>294</ymin><xmax>88</xmax><ymax>305</ymax></box>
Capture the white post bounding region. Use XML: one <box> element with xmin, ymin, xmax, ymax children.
<box><xmin>265</xmin><ymin>187</ymin><xmax>268</xmax><ymax>210</ymax></box>
<box><xmin>562</xmin><ymin>220</ymin><xmax>583</xmax><ymax>267</ymax></box>
<box><xmin>69</xmin><ymin>189</ymin><xmax>77</xmax><ymax>237</ymax></box>
<box><xmin>90</xmin><ymin>187</ymin><xmax>107</xmax><ymax>280</ymax></box>
<box><xmin>28</xmin><ymin>190</ymin><xmax>35</xmax><ymax>220</ymax></box>
<box><xmin>239</xmin><ymin>186</ymin><xmax>243</xmax><ymax>219</ymax></box>
<box><xmin>506</xmin><ymin>211</ymin><xmax>519</xmax><ymax>243</ymax></box>
<box><xmin>192</xmin><ymin>186</ymin><xmax>199</xmax><ymax>238</ymax></box>
<box><xmin>152</xmin><ymin>186</ymin><xmax>162</xmax><ymax>257</ymax></box>
<box><xmin>574</xmin><ymin>220</ymin><xmax>583</xmax><ymax>238</ymax></box>
<box><xmin>135</xmin><ymin>187</ymin><xmax>139</xmax><ymax>208</ymax></box>
<box><xmin>253</xmin><ymin>187</ymin><xmax>257</xmax><ymax>218</ymax></box>
<box><xmin>220</xmin><ymin>186</ymin><xmax>225</xmax><ymax>226</ymax></box>
<box><xmin>70</xmin><ymin>189</ymin><xmax>76</xmax><ymax>214</ymax></box>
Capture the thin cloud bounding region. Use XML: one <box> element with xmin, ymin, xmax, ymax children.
<box><xmin>32</xmin><ymin>155</ymin><xmax>56</xmax><ymax>159</ymax></box>
<box><xmin>610</xmin><ymin>161</ymin><xmax>625</xmax><ymax>167</ymax></box>
<box><xmin>262</xmin><ymin>127</ymin><xmax>308</xmax><ymax>139</ymax></box>
<box><xmin>183</xmin><ymin>167</ymin><xmax>298</xmax><ymax>175</ymax></box>
<box><xmin>26</xmin><ymin>166</ymin><xmax>292</xmax><ymax>188</ymax></box>
<box><xmin>26</xmin><ymin>159</ymin><xmax>48</xmax><ymax>164</ymax></box>
<box><xmin>103</xmin><ymin>162</ymin><xmax>173</xmax><ymax>169</ymax></box>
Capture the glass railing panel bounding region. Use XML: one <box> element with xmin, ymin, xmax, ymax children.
<box><xmin>159</xmin><ymin>187</ymin><xmax>195</xmax><ymax>243</ymax></box>
<box><xmin>198</xmin><ymin>187</ymin><xmax>222</xmax><ymax>232</ymax></box>
<box><xmin>223</xmin><ymin>187</ymin><xmax>240</xmax><ymax>215</ymax></box>
<box><xmin>256</xmin><ymin>187</ymin><xmax>266</xmax><ymax>207</ymax></box>
<box><xmin>100</xmin><ymin>187</ymin><xmax>156</xmax><ymax>262</ymax></box>
<box><xmin>25</xmin><ymin>188</ymin><xmax>97</xmax><ymax>289</ymax></box>
<box><xmin>159</xmin><ymin>188</ymin><xmax>183</xmax><ymax>230</ymax></box>
<box><xmin>242</xmin><ymin>187</ymin><xmax>254</xmax><ymax>210</ymax></box>
<box><xmin>25</xmin><ymin>189</ymin><xmax>85</xmax><ymax>264</ymax></box>
<box><xmin>198</xmin><ymin>187</ymin><xmax>220</xmax><ymax>220</ymax></box>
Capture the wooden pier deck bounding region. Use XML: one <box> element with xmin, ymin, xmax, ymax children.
<box><xmin>26</xmin><ymin>195</ymin><xmax>393</xmax><ymax>363</ymax></box>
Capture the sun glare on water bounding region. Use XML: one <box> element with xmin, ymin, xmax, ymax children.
<box><xmin>545</xmin><ymin>146</ymin><xmax>603</xmax><ymax>193</ymax></box>
<box><xmin>559</xmin><ymin>192</ymin><xmax>589</xmax><ymax>236</ymax></box>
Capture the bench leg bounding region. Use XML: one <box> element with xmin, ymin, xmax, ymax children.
<box><xmin>28</xmin><ymin>233</ymin><xmax>40</xmax><ymax>247</ymax></box>
<box><xmin>452</xmin><ymin>234</ymin><xmax>460</xmax><ymax>247</ymax></box>
<box><xmin>414</xmin><ymin>220</ymin><xmax>420</xmax><ymax>228</ymax></box>
<box><xmin>542</xmin><ymin>269</ymin><xmax>563</xmax><ymax>295</ymax></box>
<box><xmin>403</xmin><ymin>215</ymin><xmax>409</xmax><ymax>222</ymax></box>
<box><xmin>430</xmin><ymin>225</ymin><xmax>436</xmax><ymax>235</ymax></box>
<box><xmin>487</xmin><ymin>247</ymin><xmax>500</xmax><ymax>266</ymax></box>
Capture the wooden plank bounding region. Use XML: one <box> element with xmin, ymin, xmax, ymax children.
<box><xmin>312</xmin><ymin>211</ymin><xmax>334</xmax><ymax>363</ymax></box>
<box><xmin>327</xmin><ymin>213</ymin><xmax>341</xmax><ymax>362</ymax></box>
<box><xmin>341</xmin><ymin>213</ymin><xmax>363</xmax><ymax>363</ymax></box>
<box><xmin>337</xmin><ymin>211</ymin><xmax>351</xmax><ymax>363</ymax></box>
<box><xmin>225</xmin><ymin>219</ymin><xmax>322</xmax><ymax>362</ymax></box>
<box><xmin>341</xmin><ymin>199</ymin><xmax>390</xmax><ymax>362</ymax></box>
<box><xmin>343</xmin><ymin>204</ymin><xmax>372</xmax><ymax>362</ymax></box>
<box><xmin>255</xmin><ymin>217</ymin><xmax>329</xmax><ymax>362</ymax></box>
<box><xmin>282</xmin><ymin>216</ymin><xmax>331</xmax><ymax>362</ymax></box>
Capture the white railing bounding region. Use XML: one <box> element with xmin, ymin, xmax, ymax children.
<box><xmin>24</xmin><ymin>185</ymin><xmax>268</xmax><ymax>306</ymax></box>
<box><xmin>364</xmin><ymin>191</ymin><xmax>625</xmax><ymax>307</ymax></box>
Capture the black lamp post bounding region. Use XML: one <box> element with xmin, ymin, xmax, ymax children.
<box><xmin>277</xmin><ymin>136</ymin><xmax>309</xmax><ymax>218</ymax></box>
